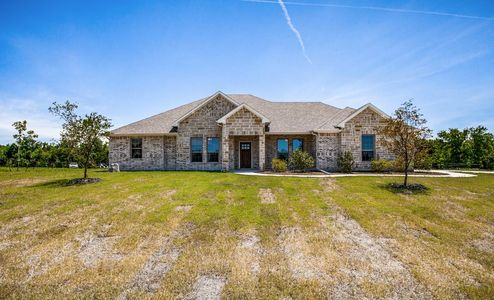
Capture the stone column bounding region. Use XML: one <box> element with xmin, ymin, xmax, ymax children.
<box><xmin>259</xmin><ymin>134</ymin><xmax>265</xmax><ymax>171</ymax></box>
<box><xmin>221</xmin><ymin>125</ymin><xmax>230</xmax><ymax>171</ymax></box>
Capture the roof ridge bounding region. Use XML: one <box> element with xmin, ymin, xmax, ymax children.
<box><xmin>111</xmin><ymin>97</ymin><xmax>206</xmax><ymax>132</ymax></box>
<box><xmin>315</xmin><ymin>107</ymin><xmax>355</xmax><ymax>130</ymax></box>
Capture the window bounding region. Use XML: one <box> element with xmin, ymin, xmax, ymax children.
<box><xmin>207</xmin><ymin>137</ymin><xmax>220</xmax><ymax>162</ymax></box>
<box><xmin>277</xmin><ymin>138</ymin><xmax>289</xmax><ymax>160</ymax></box>
<box><xmin>191</xmin><ymin>137</ymin><xmax>203</xmax><ymax>162</ymax></box>
<box><xmin>292</xmin><ymin>138</ymin><xmax>304</xmax><ymax>152</ymax></box>
<box><xmin>131</xmin><ymin>138</ymin><xmax>142</xmax><ymax>159</ymax></box>
<box><xmin>362</xmin><ymin>134</ymin><xmax>375</xmax><ymax>161</ymax></box>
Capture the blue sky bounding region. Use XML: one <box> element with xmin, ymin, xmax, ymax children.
<box><xmin>1</xmin><ymin>0</ymin><xmax>493</xmax><ymax>144</ymax></box>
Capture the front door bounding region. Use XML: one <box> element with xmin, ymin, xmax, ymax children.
<box><xmin>240</xmin><ymin>142</ymin><xmax>252</xmax><ymax>168</ymax></box>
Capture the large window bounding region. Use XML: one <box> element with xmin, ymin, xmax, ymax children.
<box><xmin>207</xmin><ymin>137</ymin><xmax>220</xmax><ymax>162</ymax></box>
<box><xmin>191</xmin><ymin>137</ymin><xmax>203</xmax><ymax>162</ymax></box>
<box><xmin>131</xmin><ymin>138</ymin><xmax>142</xmax><ymax>159</ymax></box>
<box><xmin>277</xmin><ymin>138</ymin><xmax>289</xmax><ymax>160</ymax></box>
<box><xmin>362</xmin><ymin>134</ymin><xmax>375</xmax><ymax>161</ymax></box>
<box><xmin>292</xmin><ymin>138</ymin><xmax>304</xmax><ymax>152</ymax></box>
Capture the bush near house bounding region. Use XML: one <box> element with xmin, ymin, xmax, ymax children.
<box><xmin>338</xmin><ymin>151</ymin><xmax>354</xmax><ymax>173</ymax></box>
<box><xmin>288</xmin><ymin>150</ymin><xmax>315</xmax><ymax>172</ymax></box>
<box><xmin>271</xmin><ymin>158</ymin><xmax>288</xmax><ymax>172</ymax></box>
<box><xmin>370</xmin><ymin>159</ymin><xmax>393</xmax><ymax>172</ymax></box>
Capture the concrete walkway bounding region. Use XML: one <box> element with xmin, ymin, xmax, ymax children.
<box><xmin>234</xmin><ymin>170</ymin><xmax>477</xmax><ymax>178</ymax></box>
<box><xmin>450</xmin><ymin>170</ymin><xmax>494</xmax><ymax>174</ymax></box>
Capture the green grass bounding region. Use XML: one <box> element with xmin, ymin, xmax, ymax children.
<box><xmin>0</xmin><ymin>168</ymin><xmax>493</xmax><ymax>299</ymax></box>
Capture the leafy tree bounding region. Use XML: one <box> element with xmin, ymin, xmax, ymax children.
<box><xmin>12</xmin><ymin>120</ymin><xmax>38</xmax><ymax>169</ymax></box>
<box><xmin>379</xmin><ymin>100</ymin><xmax>431</xmax><ymax>187</ymax></box>
<box><xmin>469</xmin><ymin>126</ymin><xmax>494</xmax><ymax>168</ymax></box>
<box><xmin>49</xmin><ymin>101</ymin><xmax>112</xmax><ymax>179</ymax></box>
<box><xmin>437</xmin><ymin>128</ymin><xmax>468</xmax><ymax>165</ymax></box>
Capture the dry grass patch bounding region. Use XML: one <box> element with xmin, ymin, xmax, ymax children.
<box><xmin>184</xmin><ymin>274</ymin><xmax>227</xmax><ymax>300</ymax></box>
<box><xmin>258</xmin><ymin>188</ymin><xmax>276</xmax><ymax>204</ymax></box>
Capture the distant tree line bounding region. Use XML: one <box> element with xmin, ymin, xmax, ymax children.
<box><xmin>0</xmin><ymin>100</ymin><xmax>110</xmax><ymax>173</ymax></box>
<box><xmin>426</xmin><ymin>126</ymin><xmax>494</xmax><ymax>169</ymax></box>
<box><xmin>0</xmin><ymin>139</ymin><xmax>108</xmax><ymax>169</ymax></box>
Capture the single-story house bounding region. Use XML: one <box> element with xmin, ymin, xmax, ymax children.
<box><xmin>109</xmin><ymin>91</ymin><xmax>394</xmax><ymax>171</ymax></box>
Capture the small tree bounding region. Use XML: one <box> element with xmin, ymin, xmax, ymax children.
<box><xmin>49</xmin><ymin>101</ymin><xmax>112</xmax><ymax>179</ymax></box>
<box><xmin>379</xmin><ymin>100</ymin><xmax>431</xmax><ymax>187</ymax></box>
<box><xmin>12</xmin><ymin>120</ymin><xmax>38</xmax><ymax>170</ymax></box>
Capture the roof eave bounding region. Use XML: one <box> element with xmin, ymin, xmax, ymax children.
<box><xmin>216</xmin><ymin>103</ymin><xmax>271</xmax><ymax>124</ymax></box>
<box><xmin>336</xmin><ymin>103</ymin><xmax>389</xmax><ymax>128</ymax></box>
<box><xmin>172</xmin><ymin>91</ymin><xmax>239</xmax><ymax>126</ymax></box>
<box><xmin>110</xmin><ymin>133</ymin><xmax>178</xmax><ymax>137</ymax></box>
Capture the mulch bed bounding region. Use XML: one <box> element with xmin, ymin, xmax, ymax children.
<box><xmin>65</xmin><ymin>178</ymin><xmax>102</xmax><ymax>186</ymax></box>
<box><xmin>386</xmin><ymin>183</ymin><xmax>429</xmax><ymax>194</ymax></box>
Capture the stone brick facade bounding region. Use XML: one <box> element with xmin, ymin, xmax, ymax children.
<box><xmin>339</xmin><ymin>107</ymin><xmax>394</xmax><ymax>170</ymax></box>
<box><xmin>109</xmin><ymin>136</ymin><xmax>165</xmax><ymax>171</ymax></box>
<box><xmin>109</xmin><ymin>98</ymin><xmax>393</xmax><ymax>172</ymax></box>
<box><xmin>265</xmin><ymin>135</ymin><xmax>316</xmax><ymax>169</ymax></box>
<box><xmin>176</xmin><ymin>94</ymin><xmax>237</xmax><ymax>171</ymax></box>
<box><xmin>315</xmin><ymin>133</ymin><xmax>340</xmax><ymax>170</ymax></box>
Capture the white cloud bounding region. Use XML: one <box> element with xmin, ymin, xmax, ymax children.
<box><xmin>0</xmin><ymin>93</ymin><xmax>62</xmax><ymax>144</ymax></box>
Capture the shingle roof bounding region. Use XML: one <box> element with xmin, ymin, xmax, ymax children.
<box><xmin>111</xmin><ymin>93</ymin><xmax>356</xmax><ymax>135</ymax></box>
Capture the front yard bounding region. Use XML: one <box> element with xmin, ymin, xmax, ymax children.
<box><xmin>0</xmin><ymin>168</ymin><xmax>492</xmax><ymax>299</ymax></box>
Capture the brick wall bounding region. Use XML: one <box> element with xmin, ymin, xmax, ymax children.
<box><xmin>109</xmin><ymin>136</ymin><xmax>165</xmax><ymax>171</ymax></box>
<box><xmin>176</xmin><ymin>94</ymin><xmax>237</xmax><ymax>171</ymax></box>
<box><xmin>164</xmin><ymin>136</ymin><xmax>177</xmax><ymax>170</ymax></box>
<box><xmin>265</xmin><ymin>135</ymin><xmax>316</xmax><ymax>169</ymax></box>
<box><xmin>315</xmin><ymin>133</ymin><xmax>340</xmax><ymax>171</ymax></box>
<box><xmin>340</xmin><ymin>108</ymin><xmax>394</xmax><ymax>170</ymax></box>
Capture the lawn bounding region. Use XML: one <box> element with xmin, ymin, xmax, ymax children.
<box><xmin>0</xmin><ymin>168</ymin><xmax>492</xmax><ymax>299</ymax></box>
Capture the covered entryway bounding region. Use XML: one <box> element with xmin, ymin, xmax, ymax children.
<box><xmin>240</xmin><ymin>142</ymin><xmax>252</xmax><ymax>168</ymax></box>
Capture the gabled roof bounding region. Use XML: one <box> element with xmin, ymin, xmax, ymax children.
<box><xmin>335</xmin><ymin>103</ymin><xmax>389</xmax><ymax>128</ymax></box>
<box><xmin>217</xmin><ymin>103</ymin><xmax>270</xmax><ymax>124</ymax></box>
<box><xmin>172</xmin><ymin>91</ymin><xmax>238</xmax><ymax>126</ymax></box>
<box><xmin>110</xmin><ymin>92</ymin><xmax>385</xmax><ymax>136</ymax></box>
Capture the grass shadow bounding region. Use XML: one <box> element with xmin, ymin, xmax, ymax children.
<box><xmin>32</xmin><ymin>178</ymin><xmax>102</xmax><ymax>188</ymax></box>
<box><xmin>381</xmin><ymin>182</ymin><xmax>430</xmax><ymax>195</ymax></box>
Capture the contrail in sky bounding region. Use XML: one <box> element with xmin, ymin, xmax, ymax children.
<box><xmin>243</xmin><ymin>0</ymin><xmax>494</xmax><ymax>21</ymax></box>
<box><xmin>277</xmin><ymin>0</ymin><xmax>312</xmax><ymax>64</ymax></box>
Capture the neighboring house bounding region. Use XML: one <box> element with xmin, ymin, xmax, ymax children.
<box><xmin>109</xmin><ymin>91</ymin><xmax>394</xmax><ymax>171</ymax></box>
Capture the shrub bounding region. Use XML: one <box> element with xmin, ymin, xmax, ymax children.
<box><xmin>370</xmin><ymin>159</ymin><xmax>393</xmax><ymax>172</ymax></box>
<box><xmin>337</xmin><ymin>151</ymin><xmax>354</xmax><ymax>173</ymax></box>
<box><xmin>414</xmin><ymin>156</ymin><xmax>433</xmax><ymax>170</ymax></box>
<box><xmin>288</xmin><ymin>150</ymin><xmax>315</xmax><ymax>172</ymax></box>
<box><xmin>272</xmin><ymin>158</ymin><xmax>288</xmax><ymax>172</ymax></box>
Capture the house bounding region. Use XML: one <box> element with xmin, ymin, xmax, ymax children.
<box><xmin>109</xmin><ymin>91</ymin><xmax>394</xmax><ymax>171</ymax></box>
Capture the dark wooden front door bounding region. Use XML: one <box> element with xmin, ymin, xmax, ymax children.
<box><xmin>240</xmin><ymin>142</ymin><xmax>252</xmax><ymax>168</ymax></box>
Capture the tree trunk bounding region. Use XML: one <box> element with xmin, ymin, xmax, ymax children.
<box><xmin>84</xmin><ymin>165</ymin><xmax>88</xmax><ymax>179</ymax></box>
<box><xmin>403</xmin><ymin>152</ymin><xmax>409</xmax><ymax>187</ymax></box>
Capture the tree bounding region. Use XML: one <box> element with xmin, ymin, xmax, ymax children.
<box><xmin>49</xmin><ymin>101</ymin><xmax>112</xmax><ymax>179</ymax></box>
<box><xmin>379</xmin><ymin>100</ymin><xmax>431</xmax><ymax>187</ymax></box>
<box><xmin>468</xmin><ymin>126</ymin><xmax>494</xmax><ymax>169</ymax></box>
<box><xmin>12</xmin><ymin>120</ymin><xmax>38</xmax><ymax>170</ymax></box>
